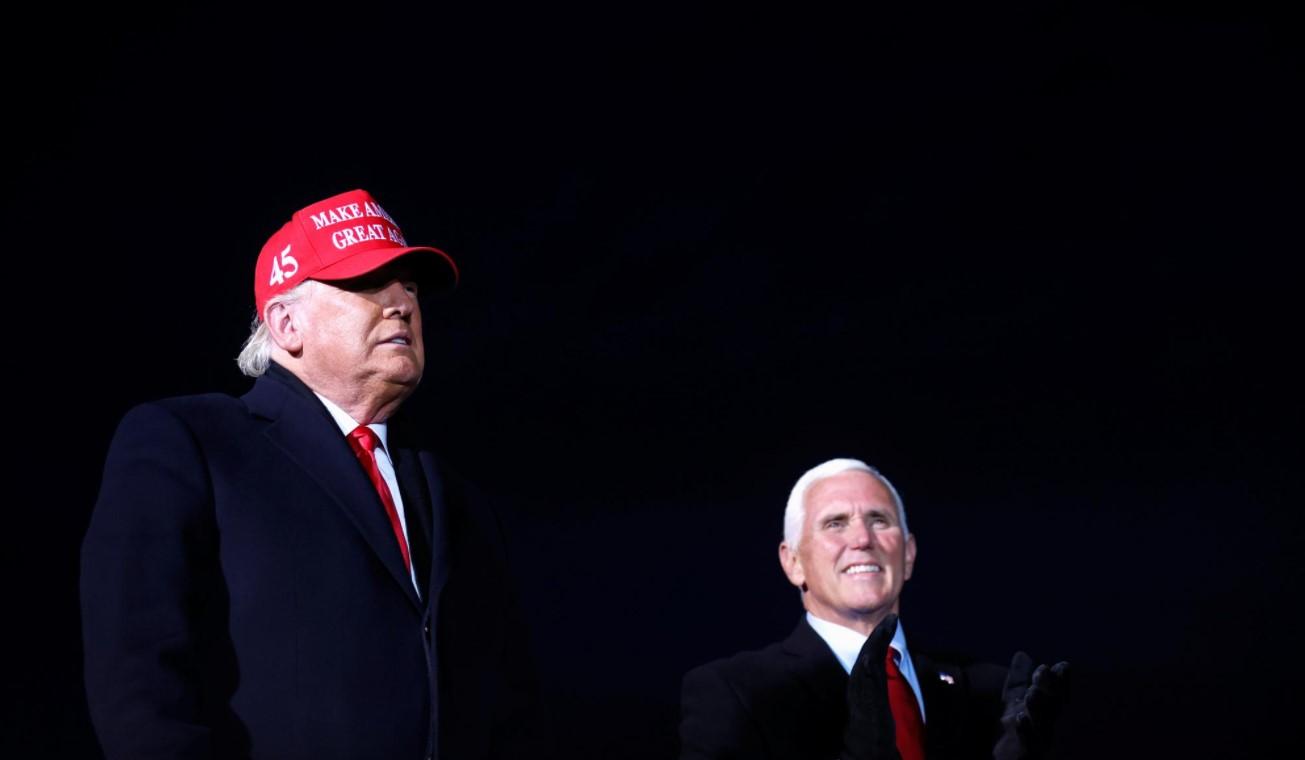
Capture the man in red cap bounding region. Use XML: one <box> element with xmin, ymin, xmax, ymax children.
<box><xmin>82</xmin><ymin>190</ymin><xmax>544</xmax><ymax>759</ymax></box>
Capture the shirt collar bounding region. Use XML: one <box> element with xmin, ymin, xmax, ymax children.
<box><xmin>805</xmin><ymin>612</ymin><xmax>911</xmax><ymax>675</ymax></box>
<box><xmin>314</xmin><ymin>392</ymin><xmax>390</xmax><ymax>450</ymax></box>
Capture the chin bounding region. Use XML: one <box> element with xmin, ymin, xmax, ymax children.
<box><xmin>849</xmin><ymin>594</ymin><xmax>893</xmax><ymax>613</ymax></box>
<box><xmin>383</xmin><ymin>359</ymin><xmax>424</xmax><ymax>383</ymax></box>
<box><xmin>389</xmin><ymin>373</ymin><xmax>422</xmax><ymax>389</ymax></box>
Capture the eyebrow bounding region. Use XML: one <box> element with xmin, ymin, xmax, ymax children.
<box><xmin>818</xmin><ymin>506</ymin><xmax>894</xmax><ymax>523</ymax></box>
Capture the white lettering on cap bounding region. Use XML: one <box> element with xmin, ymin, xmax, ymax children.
<box><xmin>331</xmin><ymin>223</ymin><xmax>391</xmax><ymax>250</ymax></box>
<box><xmin>268</xmin><ymin>245</ymin><xmax>300</xmax><ymax>286</ymax></box>
<box><xmin>309</xmin><ymin>202</ymin><xmax>365</xmax><ymax>230</ymax></box>
<box><xmin>362</xmin><ymin>200</ymin><xmax>397</xmax><ymax>225</ymax></box>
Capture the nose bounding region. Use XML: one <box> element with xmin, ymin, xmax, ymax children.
<box><xmin>381</xmin><ymin>280</ymin><xmax>418</xmax><ymax>319</ymax></box>
<box><xmin>847</xmin><ymin>514</ymin><xmax>875</xmax><ymax>549</ymax></box>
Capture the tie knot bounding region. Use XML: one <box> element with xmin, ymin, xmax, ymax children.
<box><xmin>349</xmin><ymin>425</ymin><xmax>381</xmax><ymax>453</ymax></box>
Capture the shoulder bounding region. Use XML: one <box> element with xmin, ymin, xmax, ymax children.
<box><xmin>685</xmin><ymin>617</ymin><xmax>841</xmax><ymax>692</ymax></box>
<box><xmin>681</xmin><ymin>639</ymin><xmax>799</xmax><ymax>727</ymax></box>
<box><xmin>680</xmin><ymin>640</ymin><xmax>791</xmax><ymax>758</ymax></box>
<box><xmin>98</xmin><ymin>392</ymin><xmax>264</xmax><ymax>495</ymax></box>
<box><xmin>680</xmin><ymin>629</ymin><xmax>846</xmax><ymax>760</ymax></box>
<box><xmin>115</xmin><ymin>392</ymin><xmax>250</xmax><ymax>437</ymax></box>
<box><xmin>683</xmin><ymin>624</ymin><xmax>839</xmax><ymax>713</ymax></box>
<box><xmin>685</xmin><ymin>639</ymin><xmax>791</xmax><ymax>694</ymax></box>
<box><xmin>87</xmin><ymin>397</ymin><xmax>245</xmax><ymax>553</ymax></box>
<box><xmin>105</xmin><ymin>393</ymin><xmax>242</xmax><ymax>459</ymax></box>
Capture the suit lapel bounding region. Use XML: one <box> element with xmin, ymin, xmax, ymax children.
<box><xmin>413</xmin><ymin>450</ymin><xmax>451</xmax><ymax>607</ymax></box>
<box><xmin>780</xmin><ymin>618</ymin><xmax>848</xmax><ymax>713</ymax></box>
<box><xmin>390</xmin><ymin>444</ymin><xmax>437</xmax><ymax>601</ymax></box>
<box><xmin>243</xmin><ymin>366</ymin><xmax>422</xmax><ymax>611</ymax></box>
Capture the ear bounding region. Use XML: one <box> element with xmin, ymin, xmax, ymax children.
<box><xmin>779</xmin><ymin>541</ymin><xmax>806</xmax><ymax>590</ymax></box>
<box><xmin>265</xmin><ymin>300</ymin><xmax>305</xmax><ymax>355</ymax></box>
<box><xmin>903</xmin><ymin>533</ymin><xmax>917</xmax><ymax>581</ymax></box>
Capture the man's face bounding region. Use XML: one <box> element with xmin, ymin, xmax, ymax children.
<box><xmin>780</xmin><ymin>470</ymin><xmax>916</xmax><ymax>631</ymax></box>
<box><xmin>294</xmin><ymin>263</ymin><xmax>425</xmax><ymax>406</ymax></box>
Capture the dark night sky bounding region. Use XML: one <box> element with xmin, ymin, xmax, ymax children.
<box><xmin>7</xmin><ymin>3</ymin><xmax>1300</xmax><ymax>757</ymax></box>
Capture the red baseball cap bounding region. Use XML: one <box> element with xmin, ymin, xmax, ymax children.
<box><xmin>254</xmin><ymin>189</ymin><xmax>459</xmax><ymax>316</ymax></box>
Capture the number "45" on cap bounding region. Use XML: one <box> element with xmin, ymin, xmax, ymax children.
<box><xmin>268</xmin><ymin>245</ymin><xmax>300</xmax><ymax>286</ymax></box>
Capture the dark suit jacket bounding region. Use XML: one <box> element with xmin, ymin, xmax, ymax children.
<box><xmin>81</xmin><ymin>364</ymin><xmax>542</xmax><ymax>760</ymax></box>
<box><xmin>680</xmin><ymin>618</ymin><xmax>1005</xmax><ymax>760</ymax></box>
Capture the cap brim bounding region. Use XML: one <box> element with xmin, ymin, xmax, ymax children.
<box><xmin>311</xmin><ymin>245</ymin><xmax>459</xmax><ymax>294</ymax></box>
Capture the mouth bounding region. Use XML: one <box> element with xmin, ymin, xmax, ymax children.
<box><xmin>381</xmin><ymin>335</ymin><xmax>412</xmax><ymax>346</ymax></box>
<box><xmin>842</xmin><ymin>563</ymin><xmax>883</xmax><ymax>575</ymax></box>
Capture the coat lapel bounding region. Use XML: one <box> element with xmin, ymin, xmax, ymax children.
<box><xmin>413</xmin><ymin>449</ymin><xmax>450</xmax><ymax>608</ymax></box>
<box><xmin>390</xmin><ymin>443</ymin><xmax>441</xmax><ymax>602</ymax></box>
<box><xmin>780</xmin><ymin>618</ymin><xmax>848</xmax><ymax>713</ymax></box>
<box><xmin>243</xmin><ymin>365</ymin><xmax>422</xmax><ymax>611</ymax></box>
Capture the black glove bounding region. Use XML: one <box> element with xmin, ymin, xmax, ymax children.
<box><xmin>841</xmin><ymin>614</ymin><xmax>903</xmax><ymax>760</ymax></box>
<box><xmin>992</xmin><ymin>651</ymin><xmax>1069</xmax><ymax>760</ymax></box>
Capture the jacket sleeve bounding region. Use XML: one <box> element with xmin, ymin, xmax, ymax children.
<box><xmin>80</xmin><ymin>402</ymin><xmax>222</xmax><ymax>760</ymax></box>
<box><xmin>679</xmin><ymin>664</ymin><xmax>769</xmax><ymax>760</ymax></box>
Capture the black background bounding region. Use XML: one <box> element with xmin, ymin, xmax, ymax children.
<box><xmin>7</xmin><ymin>2</ymin><xmax>1300</xmax><ymax>757</ymax></box>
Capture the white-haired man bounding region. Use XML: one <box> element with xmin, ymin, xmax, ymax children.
<box><xmin>680</xmin><ymin>458</ymin><xmax>1067</xmax><ymax>760</ymax></box>
<box><xmin>82</xmin><ymin>189</ymin><xmax>544</xmax><ymax>760</ymax></box>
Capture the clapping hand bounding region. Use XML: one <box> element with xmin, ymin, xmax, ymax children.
<box><xmin>841</xmin><ymin>614</ymin><xmax>903</xmax><ymax>760</ymax></box>
<box><xmin>992</xmin><ymin>652</ymin><xmax>1069</xmax><ymax>760</ymax></box>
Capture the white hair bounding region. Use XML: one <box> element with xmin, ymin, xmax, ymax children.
<box><xmin>782</xmin><ymin>458</ymin><xmax>909</xmax><ymax>552</ymax></box>
<box><xmin>235</xmin><ymin>280</ymin><xmax>319</xmax><ymax>377</ymax></box>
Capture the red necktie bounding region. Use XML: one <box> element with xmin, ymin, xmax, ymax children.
<box><xmin>346</xmin><ymin>426</ymin><xmax>412</xmax><ymax>572</ymax></box>
<box><xmin>885</xmin><ymin>647</ymin><xmax>926</xmax><ymax>760</ymax></box>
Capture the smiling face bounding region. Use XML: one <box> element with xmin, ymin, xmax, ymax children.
<box><xmin>290</xmin><ymin>262</ymin><xmax>425</xmax><ymax>421</ymax></box>
<box><xmin>779</xmin><ymin>470</ymin><xmax>917</xmax><ymax>633</ymax></box>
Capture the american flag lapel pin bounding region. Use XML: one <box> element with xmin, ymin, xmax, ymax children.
<box><xmin>938</xmin><ymin>672</ymin><xmax>955</xmax><ymax>684</ymax></box>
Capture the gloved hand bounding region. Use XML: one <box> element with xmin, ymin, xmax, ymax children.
<box><xmin>992</xmin><ymin>651</ymin><xmax>1069</xmax><ymax>760</ymax></box>
<box><xmin>841</xmin><ymin>614</ymin><xmax>903</xmax><ymax>760</ymax></box>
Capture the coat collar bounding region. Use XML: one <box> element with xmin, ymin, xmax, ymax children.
<box><xmin>243</xmin><ymin>363</ymin><xmax>427</xmax><ymax>611</ymax></box>
<box><xmin>780</xmin><ymin>616</ymin><xmax>966</xmax><ymax>743</ymax></box>
<box><xmin>779</xmin><ymin>617</ymin><xmax>850</xmax><ymax>714</ymax></box>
